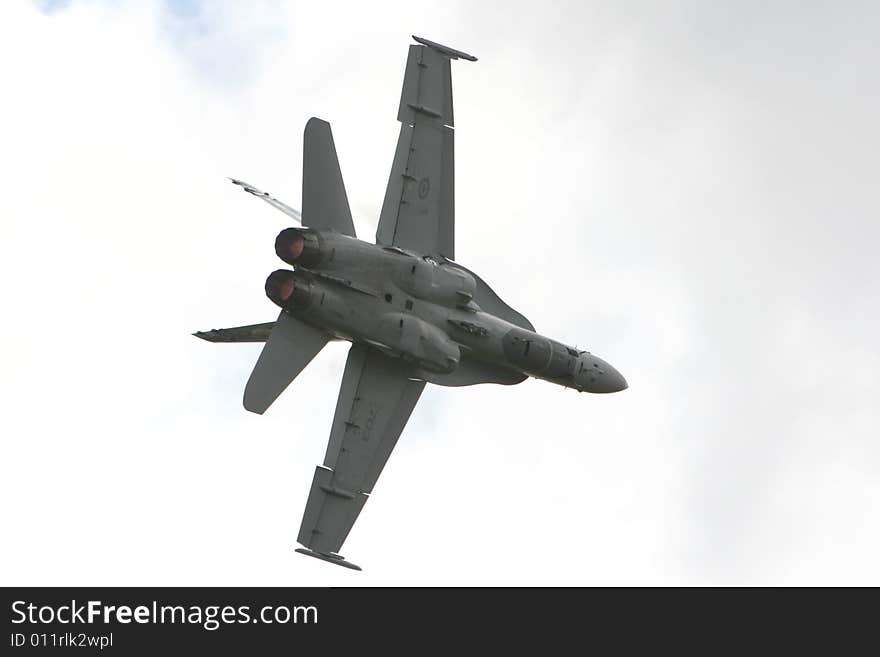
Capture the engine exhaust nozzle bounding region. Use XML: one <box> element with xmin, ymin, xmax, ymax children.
<box><xmin>275</xmin><ymin>228</ymin><xmax>323</xmax><ymax>267</ymax></box>
<box><xmin>265</xmin><ymin>269</ymin><xmax>312</xmax><ymax>310</ymax></box>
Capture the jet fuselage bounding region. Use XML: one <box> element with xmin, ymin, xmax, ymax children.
<box><xmin>265</xmin><ymin>227</ymin><xmax>627</xmax><ymax>394</ymax></box>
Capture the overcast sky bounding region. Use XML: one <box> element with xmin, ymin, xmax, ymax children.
<box><xmin>1</xmin><ymin>0</ymin><xmax>878</xmax><ymax>585</ymax></box>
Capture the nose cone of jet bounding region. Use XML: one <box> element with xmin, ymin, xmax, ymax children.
<box><xmin>583</xmin><ymin>356</ymin><xmax>628</xmax><ymax>393</ymax></box>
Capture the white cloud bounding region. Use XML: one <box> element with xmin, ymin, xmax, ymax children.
<box><xmin>1</xmin><ymin>0</ymin><xmax>878</xmax><ymax>585</ymax></box>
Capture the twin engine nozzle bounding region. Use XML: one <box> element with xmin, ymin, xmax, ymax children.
<box><xmin>265</xmin><ymin>228</ymin><xmax>328</xmax><ymax>310</ymax></box>
<box><xmin>266</xmin><ymin>228</ymin><xmax>324</xmax><ymax>311</ymax></box>
<box><xmin>265</xmin><ymin>269</ymin><xmax>312</xmax><ymax>311</ymax></box>
<box><xmin>274</xmin><ymin>227</ymin><xmax>324</xmax><ymax>268</ymax></box>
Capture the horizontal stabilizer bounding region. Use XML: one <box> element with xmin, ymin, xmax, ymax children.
<box><xmin>229</xmin><ymin>178</ymin><xmax>302</xmax><ymax>223</ymax></box>
<box><xmin>193</xmin><ymin>322</ymin><xmax>274</xmax><ymax>343</ymax></box>
<box><xmin>294</xmin><ymin>548</ymin><xmax>361</xmax><ymax>571</ymax></box>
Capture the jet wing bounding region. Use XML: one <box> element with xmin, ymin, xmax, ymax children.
<box><xmin>376</xmin><ymin>37</ymin><xmax>475</xmax><ymax>260</ymax></box>
<box><xmin>297</xmin><ymin>344</ymin><xmax>425</xmax><ymax>562</ymax></box>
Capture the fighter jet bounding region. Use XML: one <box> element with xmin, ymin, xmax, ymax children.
<box><xmin>195</xmin><ymin>36</ymin><xmax>627</xmax><ymax>571</ymax></box>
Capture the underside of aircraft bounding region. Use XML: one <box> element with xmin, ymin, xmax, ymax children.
<box><xmin>195</xmin><ymin>36</ymin><xmax>626</xmax><ymax>570</ymax></box>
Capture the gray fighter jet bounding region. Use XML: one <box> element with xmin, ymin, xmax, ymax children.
<box><xmin>195</xmin><ymin>36</ymin><xmax>627</xmax><ymax>571</ymax></box>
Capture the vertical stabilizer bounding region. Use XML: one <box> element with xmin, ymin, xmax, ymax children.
<box><xmin>302</xmin><ymin>118</ymin><xmax>356</xmax><ymax>237</ymax></box>
<box><xmin>243</xmin><ymin>311</ymin><xmax>329</xmax><ymax>414</ymax></box>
